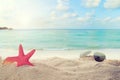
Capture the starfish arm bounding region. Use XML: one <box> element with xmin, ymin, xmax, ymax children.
<box><xmin>19</xmin><ymin>44</ymin><xmax>25</xmax><ymax>57</ymax></box>
<box><xmin>3</xmin><ymin>56</ymin><xmax>18</xmax><ymax>64</ymax></box>
<box><xmin>26</xmin><ymin>49</ymin><xmax>36</xmax><ymax>58</ymax></box>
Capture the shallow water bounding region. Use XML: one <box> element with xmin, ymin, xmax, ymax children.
<box><xmin>0</xmin><ymin>29</ymin><xmax>120</xmax><ymax>50</ymax></box>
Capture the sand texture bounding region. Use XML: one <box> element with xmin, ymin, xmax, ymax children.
<box><xmin>0</xmin><ymin>57</ymin><xmax>120</xmax><ymax>80</ymax></box>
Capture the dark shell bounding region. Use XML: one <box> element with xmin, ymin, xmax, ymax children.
<box><xmin>94</xmin><ymin>52</ymin><xmax>106</xmax><ymax>62</ymax></box>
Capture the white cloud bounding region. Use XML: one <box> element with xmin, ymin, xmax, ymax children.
<box><xmin>110</xmin><ymin>17</ymin><xmax>120</xmax><ymax>23</ymax></box>
<box><xmin>56</xmin><ymin>0</ymin><xmax>70</xmax><ymax>11</ymax></box>
<box><xmin>51</xmin><ymin>0</ymin><xmax>78</xmax><ymax>20</ymax></box>
<box><xmin>51</xmin><ymin>12</ymin><xmax>78</xmax><ymax>21</ymax></box>
<box><xmin>104</xmin><ymin>0</ymin><xmax>120</xmax><ymax>9</ymax></box>
<box><xmin>77</xmin><ymin>12</ymin><xmax>94</xmax><ymax>26</ymax></box>
<box><xmin>101</xmin><ymin>17</ymin><xmax>120</xmax><ymax>24</ymax></box>
<box><xmin>77</xmin><ymin>17</ymin><xmax>90</xmax><ymax>22</ymax></box>
<box><xmin>93</xmin><ymin>16</ymin><xmax>120</xmax><ymax>28</ymax></box>
<box><xmin>102</xmin><ymin>17</ymin><xmax>112</xmax><ymax>22</ymax></box>
<box><xmin>62</xmin><ymin>13</ymin><xmax>78</xmax><ymax>19</ymax></box>
<box><xmin>83</xmin><ymin>0</ymin><xmax>101</xmax><ymax>8</ymax></box>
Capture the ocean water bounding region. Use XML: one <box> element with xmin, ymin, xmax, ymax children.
<box><xmin>0</xmin><ymin>29</ymin><xmax>120</xmax><ymax>50</ymax></box>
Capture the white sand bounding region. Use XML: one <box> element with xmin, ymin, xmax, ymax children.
<box><xmin>1</xmin><ymin>49</ymin><xmax>120</xmax><ymax>60</ymax></box>
<box><xmin>0</xmin><ymin>57</ymin><xmax>120</xmax><ymax>80</ymax></box>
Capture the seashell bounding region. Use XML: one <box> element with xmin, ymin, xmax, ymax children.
<box><xmin>80</xmin><ymin>51</ymin><xmax>92</xmax><ymax>58</ymax></box>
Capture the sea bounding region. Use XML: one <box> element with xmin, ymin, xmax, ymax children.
<box><xmin>0</xmin><ymin>29</ymin><xmax>120</xmax><ymax>50</ymax></box>
<box><xmin>1</xmin><ymin>29</ymin><xmax>120</xmax><ymax>59</ymax></box>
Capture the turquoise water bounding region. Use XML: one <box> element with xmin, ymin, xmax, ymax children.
<box><xmin>0</xmin><ymin>29</ymin><xmax>120</xmax><ymax>50</ymax></box>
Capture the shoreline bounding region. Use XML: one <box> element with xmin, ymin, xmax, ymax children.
<box><xmin>1</xmin><ymin>48</ymin><xmax>120</xmax><ymax>60</ymax></box>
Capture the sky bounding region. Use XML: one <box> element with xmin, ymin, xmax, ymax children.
<box><xmin>0</xmin><ymin>0</ymin><xmax>120</xmax><ymax>29</ymax></box>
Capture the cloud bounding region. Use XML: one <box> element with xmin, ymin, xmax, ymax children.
<box><xmin>51</xmin><ymin>11</ymin><xmax>78</xmax><ymax>20</ymax></box>
<box><xmin>56</xmin><ymin>0</ymin><xmax>70</xmax><ymax>11</ymax></box>
<box><xmin>51</xmin><ymin>0</ymin><xmax>76</xmax><ymax>20</ymax></box>
<box><xmin>104</xmin><ymin>0</ymin><xmax>120</xmax><ymax>9</ymax></box>
<box><xmin>77</xmin><ymin>16</ymin><xmax>91</xmax><ymax>23</ymax></box>
<box><xmin>62</xmin><ymin>13</ymin><xmax>78</xmax><ymax>19</ymax></box>
<box><xmin>92</xmin><ymin>16</ymin><xmax>120</xmax><ymax>29</ymax></box>
<box><xmin>101</xmin><ymin>17</ymin><xmax>120</xmax><ymax>24</ymax></box>
<box><xmin>110</xmin><ymin>17</ymin><xmax>120</xmax><ymax>23</ymax></box>
<box><xmin>77</xmin><ymin>12</ymin><xmax>95</xmax><ymax>26</ymax></box>
<box><xmin>82</xmin><ymin>0</ymin><xmax>101</xmax><ymax>8</ymax></box>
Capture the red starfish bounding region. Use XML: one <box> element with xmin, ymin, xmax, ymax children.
<box><xmin>3</xmin><ymin>44</ymin><xmax>36</xmax><ymax>67</ymax></box>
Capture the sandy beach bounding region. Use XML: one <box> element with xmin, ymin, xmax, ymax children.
<box><xmin>0</xmin><ymin>56</ymin><xmax>120</xmax><ymax>80</ymax></box>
